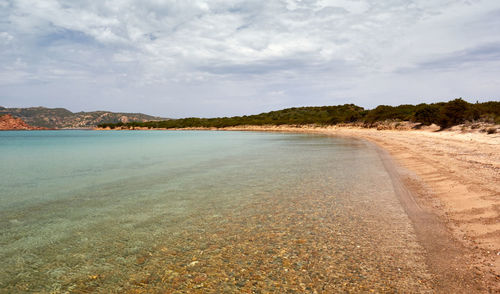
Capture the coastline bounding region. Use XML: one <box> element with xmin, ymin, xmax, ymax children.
<box><xmin>213</xmin><ymin>124</ymin><xmax>499</xmax><ymax>292</ymax></box>
<box><xmin>84</xmin><ymin>125</ymin><xmax>500</xmax><ymax>290</ymax></box>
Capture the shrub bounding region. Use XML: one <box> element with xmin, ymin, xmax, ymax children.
<box><xmin>101</xmin><ymin>99</ymin><xmax>500</xmax><ymax>130</ymax></box>
<box><xmin>414</xmin><ymin>104</ymin><xmax>440</xmax><ymax>125</ymax></box>
<box><xmin>438</xmin><ymin>98</ymin><xmax>469</xmax><ymax>128</ymax></box>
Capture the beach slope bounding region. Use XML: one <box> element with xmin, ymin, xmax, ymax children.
<box><xmin>221</xmin><ymin>125</ymin><xmax>500</xmax><ymax>292</ymax></box>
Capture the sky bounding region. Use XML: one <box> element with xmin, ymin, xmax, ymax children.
<box><xmin>1</xmin><ymin>0</ymin><xmax>499</xmax><ymax>118</ymax></box>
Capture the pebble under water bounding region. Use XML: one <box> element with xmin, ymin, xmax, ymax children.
<box><xmin>0</xmin><ymin>130</ymin><xmax>433</xmax><ymax>293</ymax></box>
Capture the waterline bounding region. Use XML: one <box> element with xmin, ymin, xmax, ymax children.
<box><xmin>1</xmin><ymin>130</ymin><xmax>432</xmax><ymax>292</ymax></box>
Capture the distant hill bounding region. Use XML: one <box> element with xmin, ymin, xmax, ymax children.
<box><xmin>0</xmin><ymin>114</ymin><xmax>48</xmax><ymax>130</ymax></box>
<box><xmin>0</xmin><ymin>106</ymin><xmax>167</xmax><ymax>129</ymax></box>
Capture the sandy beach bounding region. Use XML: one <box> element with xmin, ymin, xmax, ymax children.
<box><xmin>6</xmin><ymin>127</ymin><xmax>498</xmax><ymax>292</ymax></box>
<box><xmin>94</xmin><ymin>123</ymin><xmax>499</xmax><ymax>291</ymax></box>
<box><xmin>211</xmin><ymin>124</ymin><xmax>500</xmax><ymax>292</ymax></box>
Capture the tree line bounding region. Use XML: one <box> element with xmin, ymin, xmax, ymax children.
<box><xmin>98</xmin><ymin>99</ymin><xmax>500</xmax><ymax>130</ymax></box>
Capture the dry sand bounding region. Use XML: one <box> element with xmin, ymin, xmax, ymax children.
<box><xmin>216</xmin><ymin>124</ymin><xmax>500</xmax><ymax>292</ymax></box>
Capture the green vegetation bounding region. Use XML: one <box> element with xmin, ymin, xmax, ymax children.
<box><xmin>414</xmin><ymin>104</ymin><xmax>441</xmax><ymax>126</ymax></box>
<box><xmin>98</xmin><ymin>99</ymin><xmax>500</xmax><ymax>130</ymax></box>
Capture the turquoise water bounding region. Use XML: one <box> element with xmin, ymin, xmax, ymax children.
<box><xmin>0</xmin><ymin>130</ymin><xmax>432</xmax><ymax>293</ymax></box>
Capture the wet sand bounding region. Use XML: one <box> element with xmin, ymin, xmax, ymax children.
<box><xmin>216</xmin><ymin>125</ymin><xmax>500</xmax><ymax>292</ymax></box>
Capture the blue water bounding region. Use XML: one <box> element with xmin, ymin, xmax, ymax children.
<box><xmin>0</xmin><ymin>130</ymin><xmax>432</xmax><ymax>293</ymax></box>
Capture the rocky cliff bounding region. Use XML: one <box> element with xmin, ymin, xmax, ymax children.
<box><xmin>0</xmin><ymin>114</ymin><xmax>47</xmax><ymax>130</ymax></box>
<box><xmin>0</xmin><ymin>106</ymin><xmax>167</xmax><ymax>129</ymax></box>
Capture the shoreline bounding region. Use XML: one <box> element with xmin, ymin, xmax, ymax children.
<box><xmin>97</xmin><ymin>124</ymin><xmax>499</xmax><ymax>291</ymax></box>
<box><xmin>214</xmin><ymin>125</ymin><xmax>499</xmax><ymax>292</ymax></box>
<box><xmin>9</xmin><ymin>125</ymin><xmax>498</xmax><ymax>290</ymax></box>
<box><xmin>375</xmin><ymin>142</ymin><xmax>484</xmax><ymax>292</ymax></box>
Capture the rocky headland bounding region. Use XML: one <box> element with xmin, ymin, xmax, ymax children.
<box><xmin>0</xmin><ymin>106</ymin><xmax>167</xmax><ymax>129</ymax></box>
<box><xmin>0</xmin><ymin>114</ymin><xmax>47</xmax><ymax>130</ymax></box>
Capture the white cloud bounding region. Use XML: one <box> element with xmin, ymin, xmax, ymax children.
<box><xmin>0</xmin><ymin>0</ymin><xmax>499</xmax><ymax>116</ymax></box>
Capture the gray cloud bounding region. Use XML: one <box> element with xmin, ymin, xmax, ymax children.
<box><xmin>412</xmin><ymin>43</ymin><xmax>500</xmax><ymax>71</ymax></box>
<box><xmin>1</xmin><ymin>0</ymin><xmax>499</xmax><ymax>117</ymax></box>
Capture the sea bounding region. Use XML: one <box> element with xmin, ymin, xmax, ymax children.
<box><xmin>0</xmin><ymin>130</ymin><xmax>433</xmax><ymax>293</ymax></box>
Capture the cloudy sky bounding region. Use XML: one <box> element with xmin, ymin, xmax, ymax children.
<box><xmin>1</xmin><ymin>0</ymin><xmax>499</xmax><ymax>117</ymax></box>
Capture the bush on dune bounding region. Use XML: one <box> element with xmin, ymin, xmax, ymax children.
<box><xmin>437</xmin><ymin>98</ymin><xmax>469</xmax><ymax>128</ymax></box>
<box><xmin>413</xmin><ymin>104</ymin><xmax>440</xmax><ymax>126</ymax></box>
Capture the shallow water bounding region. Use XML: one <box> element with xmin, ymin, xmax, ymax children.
<box><xmin>0</xmin><ymin>130</ymin><xmax>433</xmax><ymax>293</ymax></box>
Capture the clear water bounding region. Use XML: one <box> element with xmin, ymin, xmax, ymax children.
<box><xmin>0</xmin><ymin>130</ymin><xmax>432</xmax><ymax>293</ymax></box>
